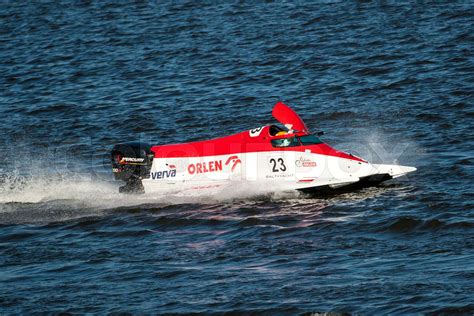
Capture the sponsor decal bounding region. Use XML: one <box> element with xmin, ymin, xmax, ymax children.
<box><xmin>225</xmin><ymin>155</ymin><xmax>242</xmax><ymax>172</ymax></box>
<box><xmin>151</xmin><ymin>170</ymin><xmax>176</xmax><ymax>179</ymax></box>
<box><xmin>188</xmin><ymin>160</ymin><xmax>223</xmax><ymax>175</ymax></box>
<box><xmin>151</xmin><ymin>164</ymin><xmax>177</xmax><ymax>180</ymax></box>
<box><xmin>120</xmin><ymin>157</ymin><xmax>145</xmax><ymax>164</ymax></box>
<box><xmin>265</xmin><ymin>173</ymin><xmax>294</xmax><ymax>179</ymax></box>
<box><xmin>295</xmin><ymin>156</ymin><xmax>317</xmax><ymax>168</ymax></box>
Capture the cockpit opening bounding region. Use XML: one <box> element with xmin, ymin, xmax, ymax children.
<box><xmin>269</xmin><ymin>125</ymin><xmax>286</xmax><ymax>136</ymax></box>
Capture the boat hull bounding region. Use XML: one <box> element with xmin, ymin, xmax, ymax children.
<box><xmin>140</xmin><ymin>151</ymin><xmax>416</xmax><ymax>195</ymax></box>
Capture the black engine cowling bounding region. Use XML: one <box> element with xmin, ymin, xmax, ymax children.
<box><xmin>111</xmin><ymin>142</ymin><xmax>153</xmax><ymax>193</ymax></box>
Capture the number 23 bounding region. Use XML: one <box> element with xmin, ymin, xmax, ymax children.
<box><xmin>270</xmin><ymin>158</ymin><xmax>286</xmax><ymax>172</ymax></box>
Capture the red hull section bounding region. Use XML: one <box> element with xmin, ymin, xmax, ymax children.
<box><xmin>151</xmin><ymin>102</ymin><xmax>365</xmax><ymax>163</ymax></box>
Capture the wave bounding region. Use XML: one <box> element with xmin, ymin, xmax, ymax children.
<box><xmin>379</xmin><ymin>216</ymin><xmax>474</xmax><ymax>233</ymax></box>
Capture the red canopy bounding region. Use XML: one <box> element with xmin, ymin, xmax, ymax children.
<box><xmin>272</xmin><ymin>101</ymin><xmax>309</xmax><ymax>133</ymax></box>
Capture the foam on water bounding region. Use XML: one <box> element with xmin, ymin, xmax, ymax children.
<box><xmin>0</xmin><ymin>167</ymin><xmax>313</xmax><ymax>225</ymax></box>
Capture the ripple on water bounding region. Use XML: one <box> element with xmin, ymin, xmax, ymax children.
<box><xmin>0</xmin><ymin>1</ymin><xmax>473</xmax><ymax>314</ymax></box>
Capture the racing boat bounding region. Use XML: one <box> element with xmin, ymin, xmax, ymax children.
<box><xmin>111</xmin><ymin>102</ymin><xmax>416</xmax><ymax>195</ymax></box>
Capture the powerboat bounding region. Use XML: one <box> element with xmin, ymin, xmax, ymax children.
<box><xmin>111</xmin><ymin>102</ymin><xmax>416</xmax><ymax>195</ymax></box>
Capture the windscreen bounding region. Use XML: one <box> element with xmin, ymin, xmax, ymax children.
<box><xmin>271</xmin><ymin>137</ymin><xmax>301</xmax><ymax>148</ymax></box>
<box><xmin>298</xmin><ymin>135</ymin><xmax>323</xmax><ymax>145</ymax></box>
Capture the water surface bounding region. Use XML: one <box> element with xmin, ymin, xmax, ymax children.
<box><xmin>1</xmin><ymin>1</ymin><xmax>473</xmax><ymax>314</ymax></box>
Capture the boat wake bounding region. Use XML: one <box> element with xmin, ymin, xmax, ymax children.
<box><xmin>0</xmin><ymin>169</ymin><xmax>311</xmax><ymax>225</ymax></box>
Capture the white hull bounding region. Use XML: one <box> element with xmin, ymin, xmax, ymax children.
<box><xmin>141</xmin><ymin>151</ymin><xmax>416</xmax><ymax>195</ymax></box>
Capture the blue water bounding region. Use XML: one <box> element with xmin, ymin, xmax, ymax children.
<box><xmin>1</xmin><ymin>1</ymin><xmax>473</xmax><ymax>314</ymax></box>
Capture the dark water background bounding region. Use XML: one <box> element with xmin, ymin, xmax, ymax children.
<box><xmin>1</xmin><ymin>1</ymin><xmax>473</xmax><ymax>314</ymax></box>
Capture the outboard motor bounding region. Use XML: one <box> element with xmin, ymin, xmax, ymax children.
<box><xmin>111</xmin><ymin>142</ymin><xmax>153</xmax><ymax>193</ymax></box>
